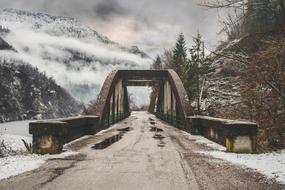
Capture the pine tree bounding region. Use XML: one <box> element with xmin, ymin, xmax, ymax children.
<box><xmin>172</xmin><ymin>33</ymin><xmax>188</xmax><ymax>77</ymax></box>
<box><xmin>187</xmin><ymin>33</ymin><xmax>208</xmax><ymax>113</ymax></box>
<box><xmin>152</xmin><ymin>56</ymin><xmax>162</xmax><ymax>70</ymax></box>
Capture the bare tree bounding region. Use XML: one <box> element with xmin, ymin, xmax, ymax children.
<box><xmin>201</xmin><ymin>0</ymin><xmax>285</xmax><ymax>38</ymax></box>
<box><xmin>241</xmin><ymin>37</ymin><xmax>285</xmax><ymax>127</ymax></box>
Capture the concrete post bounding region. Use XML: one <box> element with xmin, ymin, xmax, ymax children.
<box><xmin>29</xmin><ymin>121</ymin><xmax>69</xmax><ymax>154</ymax></box>
<box><xmin>188</xmin><ymin>116</ymin><xmax>258</xmax><ymax>153</ymax></box>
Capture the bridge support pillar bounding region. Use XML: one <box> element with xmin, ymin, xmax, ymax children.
<box><xmin>29</xmin><ymin>116</ymin><xmax>100</xmax><ymax>154</ymax></box>
<box><xmin>226</xmin><ymin>136</ymin><xmax>257</xmax><ymax>153</ymax></box>
<box><xmin>188</xmin><ymin>116</ymin><xmax>258</xmax><ymax>153</ymax></box>
<box><xmin>29</xmin><ymin>121</ymin><xmax>69</xmax><ymax>154</ymax></box>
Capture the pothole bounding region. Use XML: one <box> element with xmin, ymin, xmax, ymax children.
<box><xmin>158</xmin><ymin>142</ymin><xmax>166</xmax><ymax>147</ymax></box>
<box><xmin>92</xmin><ymin>126</ymin><xmax>132</xmax><ymax>149</ymax></box>
<box><xmin>153</xmin><ymin>133</ymin><xmax>165</xmax><ymax>140</ymax></box>
<box><xmin>92</xmin><ymin>132</ymin><xmax>122</xmax><ymax>149</ymax></box>
<box><xmin>117</xmin><ymin>126</ymin><xmax>131</xmax><ymax>133</ymax></box>
<box><xmin>150</xmin><ymin>126</ymin><xmax>163</xmax><ymax>132</ymax></box>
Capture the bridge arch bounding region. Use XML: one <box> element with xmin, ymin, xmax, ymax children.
<box><xmin>87</xmin><ymin>70</ymin><xmax>194</xmax><ymax>130</ymax></box>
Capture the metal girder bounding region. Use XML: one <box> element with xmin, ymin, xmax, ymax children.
<box><xmin>125</xmin><ymin>80</ymin><xmax>159</xmax><ymax>86</ymax></box>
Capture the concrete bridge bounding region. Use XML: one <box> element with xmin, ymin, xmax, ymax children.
<box><xmin>3</xmin><ymin>70</ymin><xmax>284</xmax><ymax>190</ymax></box>
<box><xmin>29</xmin><ymin>69</ymin><xmax>257</xmax><ymax>155</ymax></box>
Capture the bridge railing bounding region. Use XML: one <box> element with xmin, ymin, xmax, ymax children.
<box><xmin>187</xmin><ymin>116</ymin><xmax>258</xmax><ymax>153</ymax></box>
<box><xmin>103</xmin><ymin>112</ymin><xmax>130</xmax><ymax>128</ymax></box>
<box><xmin>29</xmin><ymin>116</ymin><xmax>100</xmax><ymax>154</ymax></box>
<box><xmin>155</xmin><ymin>112</ymin><xmax>186</xmax><ymax>131</ymax></box>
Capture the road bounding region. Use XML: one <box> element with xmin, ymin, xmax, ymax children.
<box><xmin>0</xmin><ymin>112</ymin><xmax>284</xmax><ymax>190</ymax></box>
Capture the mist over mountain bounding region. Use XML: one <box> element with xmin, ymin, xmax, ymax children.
<box><xmin>0</xmin><ymin>9</ymin><xmax>151</xmax><ymax>104</ymax></box>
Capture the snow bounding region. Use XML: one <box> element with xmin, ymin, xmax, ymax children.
<box><xmin>0</xmin><ymin>8</ymin><xmax>152</xmax><ymax>104</ymax></box>
<box><xmin>0</xmin><ymin>154</ymin><xmax>45</xmax><ymax>180</ymax></box>
<box><xmin>182</xmin><ymin>131</ymin><xmax>226</xmax><ymax>151</ymax></box>
<box><xmin>199</xmin><ymin>150</ymin><xmax>285</xmax><ymax>184</ymax></box>
<box><xmin>0</xmin><ymin>151</ymin><xmax>78</xmax><ymax>180</ymax></box>
<box><xmin>0</xmin><ymin>120</ymin><xmax>33</xmax><ymax>137</ymax></box>
<box><xmin>183</xmin><ymin>132</ymin><xmax>285</xmax><ymax>184</ymax></box>
<box><xmin>0</xmin><ymin>134</ymin><xmax>79</xmax><ymax>181</ymax></box>
<box><xmin>0</xmin><ymin>134</ymin><xmax>31</xmax><ymax>152</ymax></box>
<box><xmin>190</xmin><ymin>115</ymin><xmax>255</xmax><ymax>125</ymax></box>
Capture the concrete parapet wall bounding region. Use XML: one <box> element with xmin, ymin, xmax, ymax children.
<box><xmin>29</xmin><ymin>116</ymin><xmax>100</xmax><ymax>154</ymax></box>
<box><xmin>188</xmin><ymin>116</ymin><xmax>258</xmax><ymax>153</ymax></box>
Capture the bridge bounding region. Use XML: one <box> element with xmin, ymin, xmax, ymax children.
<box><xmin>29</xmin><ymin>69</ymin><xmax>257</xmax><ymax>155</ymax></box>
<box><xmin>2</xmin><ymin>70</ymin><xmax>281</xmax><ymax>190</ymax></box>
<box><xmin>87</xmin><ymin>69</ymin><xmax>193</xmax><ymax>130</ymax></box>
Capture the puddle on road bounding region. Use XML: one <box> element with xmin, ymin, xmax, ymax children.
<box><xmin>92</xmin><ymin>127</ymin><xmax>131</xmax><ymax>150</ymax></box>
<box><xmin>117</xmin><ymin>127</ymin><xmax>131</xmax><ymax>133</ymax></box>
<box><xmin>148</xmin><ymin>119</ymin><xmax>166</xmax><ymax>148</ymax></box>
<box><xmin>158</xmin><ymin>142</ymin><xmax>166</xmax><ymax>147</ymax></box>
<box><xmin>153</xmin><ymin>134</ymin><xmax>166</xmax><ymax>148</ymax></box>
<box><xmin>150</xmin><ymin>126</ymin><xmax>163</xmax><ymax>132</ymax></box>
<box><xmin>92</xmin><ymin>133</ymin><xmax>122</xmax><ymax>149</ymax></box>
<box><xmin>153</xmin><ymin>133</ymin><xmax>165</xmax><ymax>140</ymax></box>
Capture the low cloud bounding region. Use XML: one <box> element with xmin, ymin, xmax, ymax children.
<box><xmin>1</xmin><ymin>22</ymin><xmax>151</xmax><ymax>104</ymax></box>
<box><xmin>0</xmin><ymin>1</ymin><xmax>227</xmax><ymax>106</ymax></box>
<box><xmin>93</xmin><ymin>0</ymin><xmax>129</xmax><ymax>21</ymax></box>
<box><xmin>0</xmin><ymin>0</ymin><xmax>226</xmax><ymax>55</ymax></box>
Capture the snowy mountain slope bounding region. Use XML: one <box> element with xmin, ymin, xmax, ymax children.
<box><xmin>0</xmin><ymin>36</ymin><xmax>14</xmax><ymax>51</ymax></box>
<box><xmin>0</xmin><ymin>60</ymin><xmax>83</xmax><ymax>122</ymax></box>
<box><xmin>0</xmin><ymin>9</ymin><xmax>151</xmax><ymax>104</ymax></box>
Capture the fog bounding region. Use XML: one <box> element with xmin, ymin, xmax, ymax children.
<box><xmin>0</xmin><ymin>0</ymin><xmax>227</xmax><ymax>107</ymax></box>
<box><xmin>0</xmin><ymin>17</ymin><xmax>151</xmax><ymax>104</ymax></box>
<box><xmin>128</xmin><ymin>87</ymin><xmax>152</xmax><ymax>108</ymax></box>
<box><xmin>0</xmin><ymin>0</ymin><xmax>226</xmax><ymax>56</ymax></box>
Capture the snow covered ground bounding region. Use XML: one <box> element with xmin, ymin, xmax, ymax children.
<box><xmin>183</xmin><ymin>132</ymin><xmax>285</xmax><ymax>184</ymax></box>
<box><xmin>0</xmin><ymin>120</ymin><xmax>32</xmax><ymax>137</ymax></box>
<box><xmin>0</xmin><ymin>134</ymin><xmax>31</xmax><ymax>154</ymax></box>
<box><xmin>0</xmin><ymin>150</ymin><xmax>78</xmax><ymax>180</ymax></box>
<box><xmin>0</xmin><ymin>133</ymin><xmax>78</xmax><ymax>181</ymax></box>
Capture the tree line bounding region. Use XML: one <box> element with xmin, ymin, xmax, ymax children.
<box><xmin>152</xmin><ymin>33</ymin><xmax>210</xmax><ymax>114</ymax></box>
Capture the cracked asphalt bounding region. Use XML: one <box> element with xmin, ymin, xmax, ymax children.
<box><xmin>0</xmin><ymin>112</ymin><xmax>284</xmax><ymax>190</ymax></box>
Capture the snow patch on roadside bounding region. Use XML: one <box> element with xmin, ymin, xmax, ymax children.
<box><xmin>182</xmin><ymin>131</ymin><xmax>285</xmax><ymax>184</ymax></box>
<box><xmin>0</xmin><ymin>151</ymin><xmax>79</xmax><ymax>181</ymax></box>
<box><xmin>182</xmin><ymin>131</ymin><xmax>226</xmax><ymax>151</ymax></box>
<box><xmin>0</xmin><ymin>134</ymin><xmax>32</xmax><ymax>152</ymax></box>
<box><xmin>0</xmin><ymin>154</ymin><xmax>45</xmax><ymax>180</ymax></box>
<box><xmin>0</xmin><ymin>120</ymin><xmax>32</xmax><ymax>137</ymax></box>
<box><xmin>0</xmin><ymin>134</ymin><xmax>79</xmax><ymax>181</ymax></box>
<box><xmin>198</xmin><ymin>150</ymin><xmax>285</xmax><ymax>184</ymax></box>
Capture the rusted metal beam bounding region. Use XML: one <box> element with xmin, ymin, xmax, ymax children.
<box><xmin>125</xmin><ymin>80</ymin><xmax>159</xmax><ymax>86</ymax></box>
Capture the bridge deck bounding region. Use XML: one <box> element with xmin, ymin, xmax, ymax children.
<box><xmin>0</xmin><ymin>112</ymin><xmax>283</xmax><ymax>190</ymax></box>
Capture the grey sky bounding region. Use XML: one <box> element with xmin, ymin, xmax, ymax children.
<box><xmin>0</xmin><ymin>0</ymin><xmax>226</xmax><ymax>56</ymax></box>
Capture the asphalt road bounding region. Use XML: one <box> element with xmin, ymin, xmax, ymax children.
<box><xmin>0</xmin><ymin>112</ymin><xmax>284</xmax><ymax>190</ymax></box>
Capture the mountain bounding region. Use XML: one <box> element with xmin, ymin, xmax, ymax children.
<box><xmin>0</xmin><ymin>59</ymin><xmax>83</xmax><ymax>122</ymax></box>
<box><xmin>0</xmin><ymin>9</ymin><xmax>151</xmax><ymax>104</ymax></box>
<box><xmin>0</xmin><ymin>9</ymin><xmax>151</xmax><ymax>122</ymax></box>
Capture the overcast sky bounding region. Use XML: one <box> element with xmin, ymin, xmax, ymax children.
<box><xmin>0</xmin><ymin>0</ymin><xmax>226</xmax><ymax>56</ymax></box>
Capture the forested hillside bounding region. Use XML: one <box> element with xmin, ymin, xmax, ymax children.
<box><xmin>0</xmin><ymin>59</ymin><xmax>83</xmax><ymax>122</ymax></box>
<box><xmin>153</xmin><ymin>0</ymin><xmax>285</xmax><ymax>151</ymax></box>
